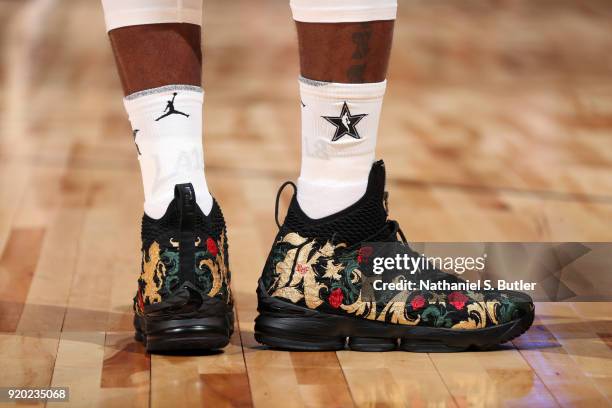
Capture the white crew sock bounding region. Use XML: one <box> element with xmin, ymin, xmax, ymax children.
<box><xmin>124</xmin><ymin>85</ymin><xmax>212</xmax><ymax>218</ymax></box>
<box><xmin>297</xmin><ymin>78</ymin><xmax>387</xmax><ymax>219</ymax></box>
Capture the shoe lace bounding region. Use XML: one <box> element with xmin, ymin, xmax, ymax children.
<box><xmin>389</xmin><ymin>220</ymin><xmax>408</xmax><ymax>244</ymax></box>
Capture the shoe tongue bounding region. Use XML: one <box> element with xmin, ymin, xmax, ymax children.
<box><xmin>282</xmin><ymin>160</ymin><xmax>388</xmax><ymax>246</ymax></box>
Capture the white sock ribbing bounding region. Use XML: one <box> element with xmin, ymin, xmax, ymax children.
<box><xmin>124</xmin><ymin>85</ymin><xmax>212</xmax><ymax>218</ymax></box>
<box><xmin>297</xmin><ymin>78</ymin><xmax>387</xmax><ymax>219</ymax></box>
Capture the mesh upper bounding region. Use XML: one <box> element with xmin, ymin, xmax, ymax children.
<box><xmin>141</xmin><ymin>199</ymin><xmax>226</xmax><ymax>249</ymax></box>
<box><xmin>281</xmin><ymin>160</ymin><xmax>388</xmax><ymax>246</ymax></box>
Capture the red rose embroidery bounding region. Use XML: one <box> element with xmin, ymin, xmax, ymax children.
<box><xmin>448</xmin><ymin>291</ymin><xmax>469</xmax><ymax>310</ymax></box>
<box><xmin>296</xmin><ymin>264</ymin><xmax>309</xmax><ymax>275</ymax></box>
<box><xmin>206</xmin><ymin>237</ymin><xmax>218</xmax><ymax>257</ymax></box>
<box><xmin>357</xmin><ymin>246</ymin><xmax>373</xmax><ymax>264</ymax></box>
<box><xmin>137</xmin><ymin>290</ymin><xmax>144</xmax><ymax>312</ymax></box>
<box><xmin>410</xmin><ymin>295</ymin><xmax>426</xmax><ymax>310</ymax></box>
<box><xmin>329</xmin><ymin>288</ymin><xmax>344</xmax><ymax>308</ymax></box>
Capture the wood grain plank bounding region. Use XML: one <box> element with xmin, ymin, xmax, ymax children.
<box><xmin>513</xmin><ymin>315</ymin><xmax>610</xmax><ymax>407</ymax></box>
<box><xmin>0</xmin><ymin>228</ymin><xmax>45</xmax><ymax>331</ymax></box>
<box><xmin>16</xmin><ymin>205</ymin><xmax>87</xmax><ymax>333</ymax></box>
<box><xmin>49</xmin><ymin>331</ymin><xmax>106</xmax><ymax>408</ymax></box>
<box><xmin>337</xmin><ymin>351</ymin><xmax>457</xmax><ymax>408</ymax></box>
<box><xmin>150</xmin><ymin>349</ymin><xmax>208</xmax><ymax>408</ymax></box>
<box><xmin>290</xmin><ymin>352</ymin><xmax>354</xmax><ymax>408</ymax></box>
<box><xmin>99</xmin><ymin>332</ymin><xmax>150</xmax><ymax>408</ymax></box>
<box><xmin>200</xmin><ymin>373</ymin><xmax>252</xmax><ymax>408</ymax></box>
<box><xmin>429</xmin><ymin>348</ymin><xmax>559</xmax><ymax>407</ymax></box>
<box><xmin>101</xmin><ymin>332</ymin><xmax>150</xmax><ymax>389</ymax></box>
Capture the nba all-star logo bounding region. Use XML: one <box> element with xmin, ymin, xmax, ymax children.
<box><xmin>322</xmin><ymin>102</ymin><xmax>367</xmax><ymax>141</ymax></box>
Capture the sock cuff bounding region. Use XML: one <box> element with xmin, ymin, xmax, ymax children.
<box><xmin>297</xmin><ymin>177</ymin><xmax>368</xmax><ymax>191</ymax></box>
<box><xmin>125</xmin><ymin>84</ymin><xmax>203</xmax><ymax>101</ymax></box>
<box><xmin>299</xmin><ymin>77</ymin><xmax>387</xmax><ymax>100</ymax></box>
<box><xmin>290</xmin><ymin>0</ymin><xmax>397</xmax><ymax>23</ymax></box>
<box><xmin>124</xmin><ymin>85</ymin><xmax>203</xmax><ymax>111</ymax></box>
<box><xmin>297</xmin><ymin>177</ymin><xmax>369</xmax><ymax>219</ymax></box>
<box><xmin>102</xmin><ymin>0</ymin><xmax>202</xmax><ymax>32</ymax></box>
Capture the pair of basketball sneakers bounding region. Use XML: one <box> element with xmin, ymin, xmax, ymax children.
<box><xmin>134</xmin><ymin>160</ymin><xmax>534</xmax><ymax>353</ymax></box>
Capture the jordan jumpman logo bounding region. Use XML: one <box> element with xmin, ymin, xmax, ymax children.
<box><xmin>155</xmin><ymin>92</ymin><xmax>190</xmax><ymax>121</ymax></box>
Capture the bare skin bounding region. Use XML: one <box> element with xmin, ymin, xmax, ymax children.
<box><xmin>108</xmin><ymin>23</ymin><xmax>202</xmax><ymax>96</ymax></box>
<box><xmin>296</xmin><ymin>21</ymin><xmax>395</xmax><ymax>83</ymax></box>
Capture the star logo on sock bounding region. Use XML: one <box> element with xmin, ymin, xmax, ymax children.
<box><xmin>322</xmin><ymin>102</ymin><xmax>367</xmax><ymax>142</ymax></box>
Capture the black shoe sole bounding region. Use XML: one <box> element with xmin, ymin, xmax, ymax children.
<box><xmin>134</xmin><ymin>312</ymin><xmax>234</xmax><ymax>353</ymax></box>
<box><xmin>254</xmin><ymin>297</ymin><xmax>534</xmax><ymax>353</ymax></box>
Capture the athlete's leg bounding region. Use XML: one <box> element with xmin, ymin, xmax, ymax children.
<box><xmin>102</xmin><ymin>0</ymin><xmax>211</xmax><ymax>217</ymax></box>
<box><xmin>297</xmin><ymin>21</ymin><xmax>393</xmax><ymax>83</ymax></box>
<box><xmin>104</xmin><ymin>1</ymin><xmax>201</xmax><ymax>95</ymax></box>
<box><xmin>292</xmin><ymin>0</ymin><xmax>396</xmax><ymax>218</ymax></box>
<box><xmin>108</xmin><ymin>23</ymin><xmax>201</xmax><ymax>95</ymax></box>
<box><xmin>255</xmin><ymin>1</ymin><xmax>535</xmax><ymax>353</ymax></box>
<box><xmin>102</xmin><ymin>0</ymin><xmax>232</xmax><ymax>352</ymax></box>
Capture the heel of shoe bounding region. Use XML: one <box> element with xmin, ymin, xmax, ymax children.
<box><xmin>134</xmin><ymin>285</ymin><xmax>234</xmax><ymax>352</ymax></box>
<box><xmin>145</xmin><ymin>320</ymin><xmax>231</xmax><ymax>352</ymax></box>
<box><xmin>135</xmin><ymin>313</ymin><xmax>233</xmax><ymax>352</ymax></box>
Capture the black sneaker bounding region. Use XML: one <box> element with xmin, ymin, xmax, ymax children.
<box><xmin>255</xmin><ymin>161</ymin><xmax>534</xmax><ymax>352</ymax></box>
<box><xmin>133</xmin><ymin>183</ymin><xmax>233</xmax><ymax>352</ymax></box>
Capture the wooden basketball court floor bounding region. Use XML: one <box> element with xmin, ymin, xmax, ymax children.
<box><xmin>1</xmin><ymin>0</ymin><xmax>611</xmax><ymax>406</ymax></box>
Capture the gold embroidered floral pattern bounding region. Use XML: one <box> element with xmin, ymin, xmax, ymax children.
<box><xmin>138</xmin><ymin>232</ymin><xmax>231</xmax><ymax>307</ymax></box>
<box><xmin>265</xmin><ymin>232</ymin><xmax>533</xmax><ymax>329</ymax></box>
<box><xmin>196</xmin><ymin>231</ymin><xmax>231</xmax><ymax>302</ymax></box>
<box><xmin>141</xmin><ymin>241</ymin><xmax>166</xmax><ymax>304</ymax></box>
